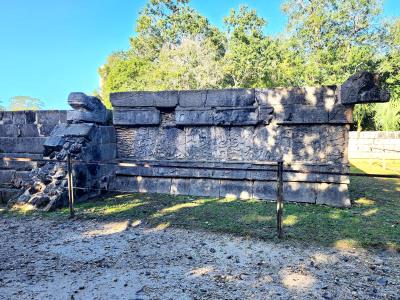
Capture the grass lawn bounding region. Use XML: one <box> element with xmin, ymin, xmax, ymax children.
<box><xmin>3</xmin><ymin>159</ymin><xmax>400</xmax><ymax>251</ymax></box>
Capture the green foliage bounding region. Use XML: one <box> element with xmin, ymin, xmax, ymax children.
<box><xmin>282</xmin><ymin>0</ymin><xmax>382</xmax><ymax>85</ymax></box>
<box><xmin>8</xmin><ymin>96</ymin><xmax>44</xmax><ymax>111</ymax></box>
<box><xmin>149</xmin><ymin>37</ymin><xmax>225</xmax><ymax>90</ymax></box>
<box><xmin>373</xmin><ymin>100</ymin><xmax>400</xmax><ymax>131</ymax></box>
<box><xmin>99</xmin><ymin>52</ymin><xmax>151</xmax><ymax>108</ymax></box>
<box><xmin>99</xmin><ymin>0</ymin><xmax>399</xmax><ymax>131</ymax></box>
<box><xmin>223</xmin><ymin>6</ymin><xmax>271</xmax><ymax>87</ymax></box>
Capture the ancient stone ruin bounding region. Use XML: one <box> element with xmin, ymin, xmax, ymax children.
<box><xmin>0</xmin><ymin>72</ymin><xmax>389</xmax><ymax>209</ymax></box>
<box><xmin>6</xmin><ymin>94</ymin><xmax>116</xmax><ymax>210</ymax></box>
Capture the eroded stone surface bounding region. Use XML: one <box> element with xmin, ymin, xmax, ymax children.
<box><xmin>109</xmin><ymin>78</ymin><xmax>384</xmax><ymax>206</ymax></box>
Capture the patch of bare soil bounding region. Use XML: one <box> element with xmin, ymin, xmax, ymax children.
<box><xmin>0</xmin><ymin>217</ymin><xmax>399</xmax><ymax>299</ymax></box>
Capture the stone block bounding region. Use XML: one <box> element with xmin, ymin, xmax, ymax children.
<box><xmin>154</xmin><ymin>127</ymin><xmax>186</xmax><ymax>159</ymax></box>
<box><xmin>0</xmin><ymin>137</ymin><xmax>46</xmax><ymax>154</ymax></box>
<box><xmin>111</xmin><ymin>92</ymin><xmax>154</xmax><ymax>107</ymax></box>
<box><xmin>179</xmin><ymin>90</ymin><xmax>207</xmax><ymax>107</ymax></box>
<box><xmin>111</xmin><ymin>176</ymin><xmax>139</xmax><ymax>192</ymax></box>
<box><xmin>138</xmin><ymin>177</ymin><xmax>171</xmax><ymax>194</ymax></box>
<box><xmin>99</xmin><ymin>126</ymin><xmax>116</xmax><ymax>144</ymax></box>
<box><xmin>276</xmin><ymin>105</ymin><xmax>329</xmax><ymax>124</ymax></box>
<box><xmin>177</xmin><ymin>167</ymin><xmax>213</xmax><ymax>178</ymax></box>
<box><xmin>80</xmin><ymin>145</ymin><xmax>101</xmax><ymax>161</ymax></box>
<box><xmin>214</xmin><ymin>107</ymin><xmax>258</xmax><ymax>126</ymax></box>
<box><xmin>36</xmin><ymin>111</ymin><xmax>61</xmax><ymax>125</ymax></box>
<box><xmin>18</xmin><ymin>124</ymin><xmax>39</xmax><ymax>137</ymax></box>
<box><xmin>111</xmin><ymin>91</ymin><xmax>178</xmax><ymax>108</ymax></box>
<box><xmin>38</xmin><ymin>125</ymin><xmax>58</xmax><ymax>136</ymax></box>
<box><xmin>256</xmin><ymin>86</ymin><xmax>337</xmax><ymax>107</ymax></box>
<box><xmin>0</xmin><ymin>125</ymin><xmax>18</xmax><ymax>137</ymax></box>
<box><xmin>67</xmin><ymin>110</ymin><xmax>106</xmax><ymax>124</ymax></box>
<box><xmin>227</xmin><ymin>127</ymin><xmax>254</xmax><ymax>161</ymax></box>
<box><xmin>212</xmin><ymin>169</ymin><xmax>247</xmax><ymax>180</ymax></box>
<box><xmin>329</xmin><ymin>104</ymin><xmax>353</xmax><ymax>123</ymax></box>
<box><xmin>291</xmin><ymin>126</ymin><xmax>346</xmax><ymax>164</ymax></box>
<box><xmin>210</xmin><ymin>127</ymin><xmax>229</xmax><ymax>160</ymax></box>
<box><xmin>188</xmin><ymin>178</ymin><xmax>220</xmax><ymax>197</ymax></box>
<box><xmin>12</xmin><ymin>112</ymin><xmax>27</xmax><ymax>124</ymax></box>
<box><xmin>284</xmin><ymin>182</ymin><xmax>316</xmax><ymax>203</ymax></box>
<box><xmin>43</xmin><ymin>136</ymin><xmax>65</xmax><ymax>151</ymax></box>
<box><xmin>154</xmin><ymin>91</ymin><xmax>179</xmax><ymax>107</ymax></box>
<box><xmin>206</xmin><ymin>89</ymin><xmax>255</xmax><ymax>107</ymax></box>
<box><xmin>219</xmin><ymin>180</ymin><xmax>252</xmax><ymax>199</ymax></box>
<box><xmin>99</xmin><ymin>143</ymin><xmax>117</xmax><ymax>161</ymax></box>
<box><xmin>170</xmin><ymin>178</ymin><xmax>190</xmax><ymax>195</ymax></box>
<box><xmin>0</xmin><ymin>169</ymin><xmax>15</xmax><ymax>183</ymax></box>
<box><xmin>115</xmin><ymin>127</ymin><xmax>158</xmax><ymax>159</ymax></box>
<box><xmin>0</xmin><ymin>112</ymin><xmax>13</xmax><ymax>125</ymax></box>
<box><xmin>316</xmin><ymin>183</ymin><xmax>351</xmax><ymax>207</ymax></box>
<box><xmin>185</xmin><ymin>127</ymin><xmax>212</xmax><ymax>160</ymax></box>
<box><xmin>246</xmin><ymin>170</ymin><xmax>276</xmax><ymax>181</ymax></box>
<box><xmin>252</xmin><ymin>181</ymin><xmax>277</xmax><ymax>200</ymax></box>
<box><xmin>175</xmin><ymin>108</ymin><xmax>214</xmax><ymax>125</ymax></box>
<box><xmin>116</xmin><ymin>166</ymin><xmax>154</xmax><ymax>177</ymax></box>
<box><xmin>49</xmin><ymin>124</ymin><xmax>68</xmax><ymax>136</ymax></box>
<box><xmin>63</xmin><ymin>123</ymin><xmax>95</xmax><ymax>137</ymax></box>
<box><xmin>113</xmin><ymin>109</ymin><xmax>160</xmax><ymax>126</ymax></box>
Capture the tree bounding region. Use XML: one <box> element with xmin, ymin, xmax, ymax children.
<box><xmin>8</xmin><ymin>96</ymin><xmax>44</xmax><ymax>111</ymax></box>
<box><xmin>282</xmin><ymin>0</ymin><xmax>383</xmax><ymax>85</ymax></box>
<box><xmin>222</xmin><ymin>6</ymin><xmax>271</xmax><ymax>87</ymax></box>
<box><xmin>0</xmin><ymin>100</ymin><xmax>4</xmax><ymax>111</ymax></box>
<box><xmin>99</xmin><ymin>0</ymin><xmax>226</xmax><ymax>106</ymax></box>
<box><xmin>149</xmin><ymin>37</ymin><xmax>224</xmax><ymax>90</ymax></box>
<box><xmin>99</xmin><ymin>52</ymin><xmax>151</xmax><ymax>108</ymax></box>
<box><xmin>376</xmin><ymin>18</ymin><xmax>400</xmax><ymax>130</ymax></box>
<box><xmin>353</xmin><ymin>104</ymin><xmax>375</xmax><ymax>132</ymax></box>
<box><xmin>131</xmin><ymin>0</ymin><xmax>223</xmax><ymax>60</ymax></box>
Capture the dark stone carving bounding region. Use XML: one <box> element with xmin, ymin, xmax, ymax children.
<box><xmin>67</xmin><ymin>92</ymin><xmax>107</xmax><ymax>124</ymax></box>
<box><xmin>340</xmin><ymin>71</ymin><xmax>390</xmax><ymax>105</ymax></box>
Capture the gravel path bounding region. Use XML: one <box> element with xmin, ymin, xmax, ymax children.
<box><xmin>0</xmin><ymin>216</ymin><xmax>399</xmax><ymax>299</ymax></box>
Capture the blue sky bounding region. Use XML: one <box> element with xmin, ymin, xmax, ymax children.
<box><xmin>0</xmin><ymin>0</ymin><xmax>399</xmax><ymax>110</ymax></box>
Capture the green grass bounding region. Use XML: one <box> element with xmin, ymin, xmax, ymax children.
<box><xmin>2</xmin><ymin>159</ymin><xmax>400</xmax><ymax>251</ymax></box>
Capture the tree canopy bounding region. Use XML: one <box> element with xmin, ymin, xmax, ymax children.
<box><xmin>8</xmin><ymin>96</ymin><xmax>45</xmax><ymax>111</ymax></box>
<box><xmin>99</xmin><ymin>0</ymin><xmax>400</xmax><ymax>130</ymax></box>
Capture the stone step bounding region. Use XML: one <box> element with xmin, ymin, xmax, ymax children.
<box><xmin>0</xmin><ymin>187</ymin><xmax>21</xmax><ymax>204</ymax></box>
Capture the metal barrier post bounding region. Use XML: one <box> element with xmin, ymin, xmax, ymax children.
<box><xmin>276</xmin><ymin>161</ymin><xmax>284</xmax><ymax>239</ymax></box>
<box><xmin>67</xmin><ymin>154</ymin><xmax>75</xmax><ymax>218</ymax></box>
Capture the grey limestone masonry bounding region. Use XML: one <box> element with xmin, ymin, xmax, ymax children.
<box><xmin>0</xmin><ymin>110</ymin><xmax>67</xmax><ymax>204</ymax></box>
<box><xmin>110</xmin><ymin>72</ymin><xmax>390</xmax><ymax>207</ymax></box>
<box><xmin>0</xmin><ymin>72</ymin><xmax>390</xmax><ymax>208</ymax></box>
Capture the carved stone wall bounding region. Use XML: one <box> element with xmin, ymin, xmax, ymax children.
<box><xmin>0</xmin><ymin>110</ymin><xmax>67</xmax><ymax>204</ymax></box>
<box><xmin>110</xmin><ymin>84</ymin><xmax>360</xmax><ymax>207</ymax></box>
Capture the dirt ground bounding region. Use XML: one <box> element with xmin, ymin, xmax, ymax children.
<box><xmin>0</xmin><ymin>216</ymin><xmax>399</xmax><ymax>300</ymax></box>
